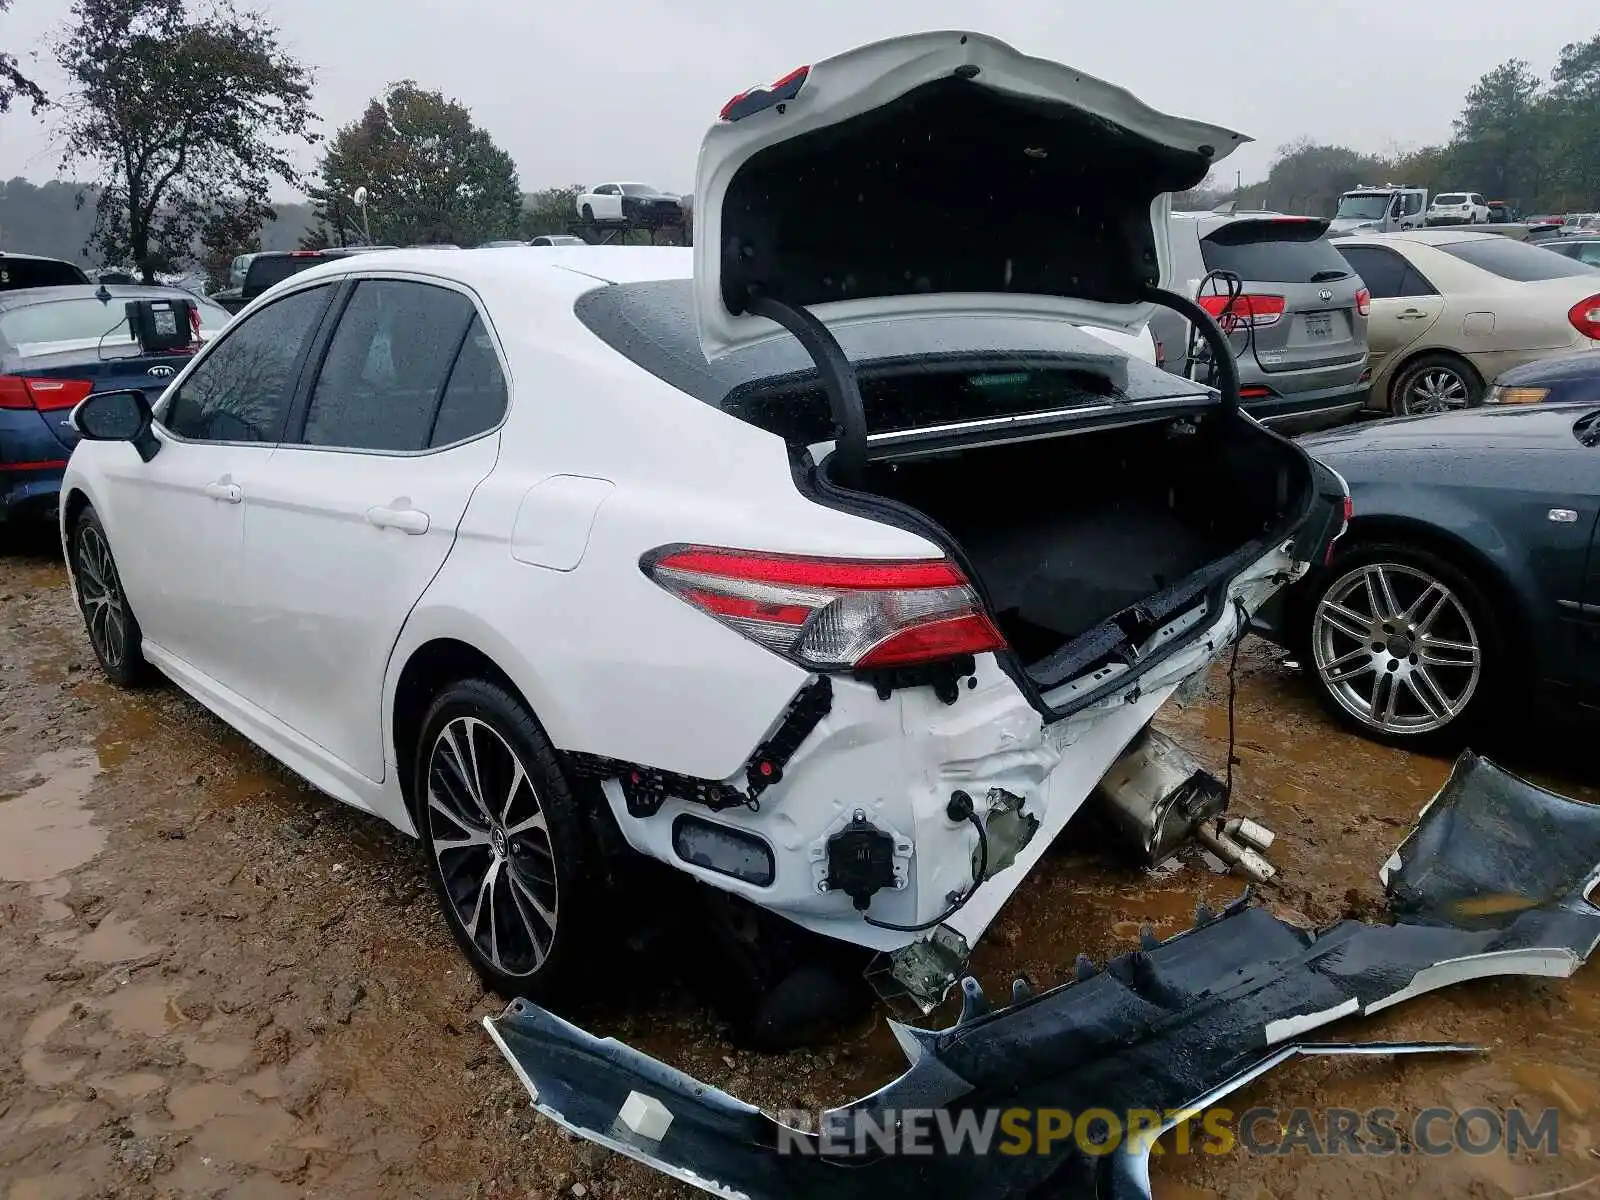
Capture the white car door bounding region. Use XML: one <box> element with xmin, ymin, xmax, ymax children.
<box><xmin>237</xmin><ymin>277</ymin><xmax>506</xmax><ymax>783</ymax></box>
<box><xmin>103</xmin><ymin>284</ymin><xmax>336</xmax><ymax>688</ymax></box>
<box><xmin>596</xmin><ymin>185</ymin><xmax>624</xmax><ymax>221</ymax></box>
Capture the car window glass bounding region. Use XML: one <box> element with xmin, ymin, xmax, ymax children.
<box><xmin>430</xmin><ymin>315</ymin><xmax>508</xmax><ymax>447</ymax></box>
<box><xmin>0</xmin><ymin>257</ymin><xmax>89</xmax><ymax>290</ymax></box>
<box><xmin>1198</xmin><ymin>231</ymin><xmax>1352</xmax><ymax>284</ymax></box>
<box><xmin>299</xmin><ymin>279</ymin><xmax>477</xmax><ymax>452</ymax></box>
<box><xmin>1404</xmin><ymin>194</ymin><xmax>1424</xmax><ymax>215</ymax></box>
<box><xmin>1397</xmin><ymin>265</ymin><xmax>1436</xmax><ymax>297</ymax></box>
<box><xmin>160</xmin><ymin>285</ymin><xmax>331</xmax><ymax>443</ymax></box>
<box><xmin>1436</xmin><ymin>237</ymin><xmax>1600</xmax><ymax>281</ymax></box>
<box><xmin>1334</xmin><ymin>246</ymin><xmax>1407</xmax><ymax>299</ymax></box>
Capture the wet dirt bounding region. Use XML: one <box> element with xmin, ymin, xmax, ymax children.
<box><xmin>3</xmin><ymin>541</ymin><xmax>1599</xmax><ymax>1200</ymax></box>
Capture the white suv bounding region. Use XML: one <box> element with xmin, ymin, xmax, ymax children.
<box><xmin>59</xmin><ymin>32</ymin><xmax>1347</xmax><ymax>1016</ymax></box>
<box><xmin>1426</xmin><ymin>192</ymin><xmax>1490</xmax><ymax>226</ymax></box>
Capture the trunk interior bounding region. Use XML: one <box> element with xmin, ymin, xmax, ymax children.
<box><xmin>838</xmin><ymin>413</ymin><xmax>1311</xmax><ymax>690</ymax></box>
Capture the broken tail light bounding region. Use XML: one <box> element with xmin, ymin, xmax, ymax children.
<box><xmin>1196</xmin><ymin>293</ymin><xmax>1285</xmax><ymax>329</ymax></box>
<box><xmin>0</xmin><ymin>376</ymin><xmax>95</xmax><ymax>411</ymax></box>
<box><xmin>642</xmin><ymin>546</ymin><xmax>1006</xmax><ymax>670</ymax></box>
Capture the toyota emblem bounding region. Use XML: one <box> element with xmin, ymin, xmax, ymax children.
<box><xmin>147</xmin><ymin>364</ymin><xmax>175</xmax><ymax>377</ymax></box>
<box><xmin>1318</xmin><ymin>288</ymin><xmax>1334</xmax><ymax>303</ymax></box>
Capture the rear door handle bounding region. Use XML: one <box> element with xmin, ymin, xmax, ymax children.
<box><xmin>204</xmin><ymin>481</ymin><xmax>242</xmax><ymax>503</ymax></box>
<box><xmin>1396</xmin><ymin>309</ymin><xmax>1430</xmax><ymax>320</ymax></box>
<box><xmin>367</xmin><ymin>505</ymin><xmax>430</xmax><ymax>535</ymax></box>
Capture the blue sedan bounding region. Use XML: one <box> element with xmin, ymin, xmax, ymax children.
<box><xmin>0</xmin><ymin>284</ymin><xmax>231</xmax><ymax>527</ymax></box>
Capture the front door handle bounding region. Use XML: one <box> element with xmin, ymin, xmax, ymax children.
<box><xmin>204</xmin><ymin>481</ymin><xmax>242</xmax><ymax>503</ymax></box>
<box><xmin>367</xmin><ymin>505</ymin><xmax>430</xmax><ymax>535</ymax></box>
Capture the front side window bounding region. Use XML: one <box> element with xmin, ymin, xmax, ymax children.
<box><xmin>298</xmin><ymin>279</ymin><xmax>479</xmax><ymax>452</ymax></box>
<box><xmin>160</xmin><ymin>285</ymin><xmax>332</xmax><ymax>443</ymax></box>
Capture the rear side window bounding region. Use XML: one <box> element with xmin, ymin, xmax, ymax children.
<box><xmin>1334</xmin><ymin>246</ymin><xmax>1435</xmax><ymax>299</ymax></box>
<box><xmin>0</xmin><ymin>256</ymin><xmax>89</xmax><ymax>290</ymax></box>
<box><xmin>1434</xmin><ymin>238</ymin><xmax>1600</xmax><ymax>281</ymax></box>
<box><xmin>162</xmin><ymin>285</ymin><xmax>333</xmax><ymax>443</ymax></box>
<box><xmin>1199</xmin><ymin>230</ymin><xmax>1353</xmax><ymax>284</ymax></box>
<box><xmin>298</xmin><ymin>280</ymin><xmax>479</xmax><ymax>452</ymax></box>
<box><xmin>430</xmin><ymin>316</ymin><xmax>508</xmax><ymax>447</ymax></box>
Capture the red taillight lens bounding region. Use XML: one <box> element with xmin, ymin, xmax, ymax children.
<box><xmin>1355</xmin><ymin>288</ymin><xmax>1371</xmax><ymax>318</ymax></box>
<box><xmin>0</xmin><ymin>375</ymin><xmax>95</xmax><ymax>411</ymax></box>
<box><xmin>1238</xmin><ymin>385</ymin><xmax>1272</xmax><ymax>400</ymax></box>
<box><xmin>1568</xmin><ymin>295</ymin><xmax>1600</xmax><ymax>341</ymax></box>
<box><xmin>644</xmin><ymin>546</ymin><xmax>1007</xmax><ymax>670</ymax></box>
<box><xmin>1196</xmin><ymin>293</ymin><xmax>1286</xmax><ymax>330</ymax></box>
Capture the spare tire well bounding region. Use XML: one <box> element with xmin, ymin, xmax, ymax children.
<box><xmin>392</xmin><ymin>639</ymin><xmax>533</xmax><ymax>821</ymax></box>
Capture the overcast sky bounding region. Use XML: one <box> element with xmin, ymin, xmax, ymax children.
<box><xmin>2</xmin><ymin>0</ymin><xmax>1596</xmax><ymax>198</ymax></box>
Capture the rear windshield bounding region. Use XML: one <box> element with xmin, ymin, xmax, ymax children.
<box><xmin>0</xmin><ymin>257</ymin><xmax>91</xmax><ymax>290</ymax></box>
<box><xmin>1434</xmin><ymin>194</ymin><xmax>1468</xmax><ymax>205</ymax></box>
<box><xmin>0</xmin><ymin>295</ymin><xmax>230</xmax><ymax>356</ymax></box>
<box><xmin>1199</xmin><ymin>230</ymin><xmax>1352</xmax><ymax>284</ymax></box>
<box><xmin>1435</xmin><ymin>238</ymin><xmax>1600</xmax><ymax>281</ymax></box>
<box><xmin>244</xmin><ymin>255</ymin><xmax>321</xmax><ymax>294</ymax></box>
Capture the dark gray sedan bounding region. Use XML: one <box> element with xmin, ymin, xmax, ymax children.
<box><xmin>1257</xmin><ymin>403</ymin><xmax>1600</xmax><ymax>743</ymax></box>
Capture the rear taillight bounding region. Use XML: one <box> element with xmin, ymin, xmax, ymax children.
<box><xmin>1197</xmin><ymin>293</ymin><xmax>1286</xmax><ymax>329</ymax></box>
<box><xmin>643</xmin><ymin>546</ymin><xmax>1007</xmax><ymax>670</ymax></box>
<box><xmin>0</xmin><ymin>375</ymin><xmax>95</xmax><ymax>411</ymax></box>
<box><xmin>1568</xmin><ymin>295</ymin><xmax>1600</xmax><ymax>341</ymax></box>
<box><xmin>1238</xmin><ymin>385</ymin><xmax>1272</xmax><ymax>399</ymax></box>
<box><xmin>1355</xmin><ymin>288</ymin><xmax>1371</xmax><ymax>318</ymax></box>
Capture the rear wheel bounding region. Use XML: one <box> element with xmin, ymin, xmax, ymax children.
<box><xmin>415</xmin><ymin>678</ymin><xmax>601</xmax><ymax>999</ymax></box>
<box><xmin>1390</xmin><ymin>353</ymin><xmax>1483</xmax><ymax>416</ymax></box>
<box><xmin>580</xmin><ymin>204</ymin><xmax>594</xmax><ymax>222</ymax></box>
<box><xmin>1302</xmin><ymin>541</ymin><xmax>1503</xmax><ymax>746</ymax></box>
<box><xmin>71</xmin><ymin>506</ymin><xmax>151</xmax><ymax>687</ymax></box>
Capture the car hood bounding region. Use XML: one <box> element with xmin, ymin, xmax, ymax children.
<box><xmin>692</xmin><ymin>31</ymin><xmax>1248</xmax><ymax>359</ymax></box>
<box><xmin>1302</xmin><ymin>403</ymin><xmax>1596</xmax><ymax>457</ymax></box>
<box><xmin>1496</xmin><ymin>349</ymin><xmax>1600</xmax><ymax>387</ymax></box>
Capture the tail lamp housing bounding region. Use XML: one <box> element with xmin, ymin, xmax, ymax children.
<box><xmin>1568</xmin><ymin>295</ymin><xmax>1600</xmax><ymax>341</ymax></box>
<box><xmin>1355</xmin><ymin>288</ymin><xmax>1371</xmax><ymax>318</ymax></box>
<box><xmin>1197</xmin><ymin>293</ymin><xmax>1285</xmax><ymax>330</ymax></box>
<box><xmin>642</xmin><ymin>545</ymin><xmax>1006</xmax><ymax>671</ymax></box>
<box><xmin>0</xmin><ymin>376</ymin><xmax>95</xmax><ymax>411</ymax></box>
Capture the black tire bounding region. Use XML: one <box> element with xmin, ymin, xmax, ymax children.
<box><xmin>414</xmin><ymin>677</ymin><xmax>602</xmax><ymax>1000</ymax></box>
<box><xmin>1298</xmin><ymin>539</ymin><xmax>1507</xmax><ymax>749</ymax></box>
<box><xmin>1389</xmin><ymin>352</ymin><xmax>1484</xmax><ymax>416</ymax></box>
<box><xmin>70</xmin><ymin>505</ymin><xmax>152</xmax><ymax>687</ymax></box>
<box><xmin>580</xmin><ymin>204</ymin><xmax>594</xmax><ymax>222</ymax></box>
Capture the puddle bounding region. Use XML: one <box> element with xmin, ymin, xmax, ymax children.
<box><xmin>0</xmin><ymin>750</ymin><xmax>104</xmax><ymax>883</ymax></box>
<box><xmin>25</xmin><ymin>1101</ymin><xmax>83</xmax><ymax>1129</ymax></box>
<box><xmin>20</xmin><ymin>1000</ymin><xmax>83</xmax><ymax>1087</ymax></box>
<box><xmin>74</xmin><ymin>916</ymin><xmax>163</xmax><ymax>965</ymax></box>
<box><xmin>99</xmin><ymin>981</ymin><xmax>187</xmax><ymax>1038</ymax></box>
<box><xmin>185</xmin><ymin>1038</ymin><xmax>252</xmax><ymax>1072</ymax></box>
<box><xmin>89</xmin><ymin>1071</ymin><xmax>168</xmax><ymax>1099</ymax></box>
<box><xmin>167</xmin><ymin>1081</ymin><xmax>298</xmax><ymax>1165</ymax></box>
<box><xmin>29</xmin><ymin>878</ymin><xmax>74</xmax><ymax>922</ymax></box>
<box><xmin>92</xmin><ymin>700</ymin><xmax>162</xmax><ymax>770</ymax></box>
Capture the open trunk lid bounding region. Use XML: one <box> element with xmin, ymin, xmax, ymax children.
<box><xmin>692</xmin><ymin>31</ymin><xmax>1249</xmax><ymax>361</ymax></box>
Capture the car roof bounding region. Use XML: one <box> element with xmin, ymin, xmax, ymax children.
<box><xmin>0</xmin><ymin>250</ymin><xmax>81</xmax><ymax>263</ymax></box>
<box><xmin>0</xmin><ymin>282</ymin><xmax>209</xmax><ymax>311</ymax></box>
<box><xmin>1344</xmin><ymin>229</ymin><xmax>1501</xmax><ymax>248</ymax></box>
<box><xmin>276</xmin><ymin>244</ymin><xmax>695</xmax><ymax>291</ymax></box>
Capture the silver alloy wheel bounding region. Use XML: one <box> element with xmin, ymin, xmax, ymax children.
<box><xmin>426</xmin><ymin>716</ymin><xmax>559</xmax><ymax>977</ymax></box>
<box><xmin>1403</xmin><ymin>366</ymin><xmax>1471</xmax><ymax>414</ymax></box>
<box><xmin>1312</xmin><ymin>561</ymin><xmax>1482</xmax><ymax>735</ymax></box>
<box><xmin>76</xmin><ymin>524</ymin><xmax>128</xmax><ymax>670</ymax></box>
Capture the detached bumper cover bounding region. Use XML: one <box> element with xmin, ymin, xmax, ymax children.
<box><xmin>485</xmin><ymin>751</ymin><xmax>1600</xmax><ymax>1200</ymax></box>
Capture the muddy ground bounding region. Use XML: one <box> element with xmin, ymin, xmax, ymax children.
<box><xmin>2</xmin><ymin>534</ymin><xmax>1598</xmax><ymax>1200</ymax></box>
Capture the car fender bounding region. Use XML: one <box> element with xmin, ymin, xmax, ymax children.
<box><xmin>1331</xmin><ymin>479</ymin><xmax>1547</xmax><ymax>660</ymax></box>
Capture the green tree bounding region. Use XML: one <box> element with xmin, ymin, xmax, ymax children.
<box><xmin>52</xmin><ymin>0</ymin><xmax>317</xmax><ymax>281</ymax></box>
<box><xmin>309</xmin><ymin>82</ymin><xmax>522</xmax><ymax>247</ymax></box>
<box><xmin>519</xmin><ymin>185</ymin><xmax>582</xmax><ymax>239</ymax></box>
<box><xmin>1545</xmin><ymin>34</ymin><xmax>1600</xmax><ymax>209</ymax></box>
<box><xmin>1445</xmin><ymin>59</ymin><xmax>1547</xmax><ymax>204</ymax></box>
<box><xmin>0</xmin><ymin>0</ymin><xmax>45</xmax><ymax>113</ymax></box>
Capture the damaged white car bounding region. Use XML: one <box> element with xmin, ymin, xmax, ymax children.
<box><xmin>59</xmin><ymin>31</ymin><xmax>1349</xmax><ymax>1029</ymax></box>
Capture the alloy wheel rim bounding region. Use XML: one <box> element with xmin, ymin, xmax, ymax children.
<box><xmin>1312</xmin><ymin>562</ymin><xmax>1481</xmax><ymax>735</ymax></box>
<box><xmin>1405</xmin><ymin>367</ymin><xmax>1470</xmax><ymax>414</ymax></box>
<box><xmin>76</xmin><ymin>526</ymin><xmax>128</xmax><ymax>669</ymax></box>
<box><xmin>426</xmin><ymin>716</ymin><xmax>558</xmax><ymax>977</ymax></box>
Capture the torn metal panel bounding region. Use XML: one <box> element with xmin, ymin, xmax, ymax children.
<box><xmin>484</xmin><ymin>751</ymin><xmax>1600</xmax><ymax>1200</ymax></box>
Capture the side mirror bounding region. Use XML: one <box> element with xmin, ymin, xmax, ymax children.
<box><xmin>73</xmin><ymin>389</ymin><xmax>160</xmax><ymax>463</ymax></box>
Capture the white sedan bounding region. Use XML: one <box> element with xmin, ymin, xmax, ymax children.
<box><xmin>1333</xmin><ymin>230</ymin><xmax>1600</xmax><ymax>414</ymax></box>
<box><xmin>58</xmin><ymin>33</ymin><xmax>1344</xmax><ymax>1021</ymax></box>
<box><xmin>574</xmin><ymin>183</ymin><xmax>683</xmax><ymax>226</ymax></box>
